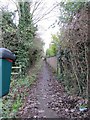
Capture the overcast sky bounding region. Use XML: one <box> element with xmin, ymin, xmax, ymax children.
<box><xmin>0</xmin><ymin>0</ymin><xmax>60</xmax><ymax>52</ymax></box>
<box><xmin>36</xmin><ymin>0</ymin><xmax>60</xmax><ymax>52</ymax></box>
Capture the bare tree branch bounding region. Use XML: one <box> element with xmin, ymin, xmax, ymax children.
<box><xmin>31</xmin><ymin>0</ymin><xmax>43</xmax><ymax>17</ymax></box>
<box><xmin>33</xmin><ymin>3</ymin><xmax>59</xmax><ymax>25</ymax></box>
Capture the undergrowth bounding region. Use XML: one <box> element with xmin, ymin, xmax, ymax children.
<box><xmin>2</xmin><ymin>60</ymin><xmax>42</xmax><ymax>118</ymax></box>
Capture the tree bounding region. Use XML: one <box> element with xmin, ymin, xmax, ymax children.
<box><xmin>17</xmin><ymin>1</ymin><xmax>42</xmax><ymax>73</ymax></box>
<box><xmin>31</xmin><ymin>0</ymin><xmax>59</xmax><ymax>25</ymax></box>
<box><xmin>58</xmin><ymin>1</ymin><xmax>86</xmax><ymax>27</ymax></box>
<box><xmin>10</xmin><ymin>0</ymin><xmax>59</xmax><ymax>25</ymax></box>
<box><xmin>1</xmin><ymin>10</ymin><xmax>18</xmax><ymax>51</ymax></box>
<box><xmin>56</xmin><ymin>1</ymin><xmax>89</xmax><ymax>95</ymax></box>
<box><xmin>1</xmin><ymin>1</ymin><xmax>44</xmax><ymax>74</ymax></box>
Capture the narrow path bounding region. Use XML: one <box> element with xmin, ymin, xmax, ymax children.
<box><xmin>18</xmin><ymin>62</ymin><xmax>88</xmax><ymax>119</ymax></box>
<box><xmin>34</xmin><ymin>62</ymin><xmax>59</xmax><ymax>118</ymax></box>
<box><xmin>18</xmin><ymin>62</ymin><xmax>59</xmax><ymax>118</ymax></box>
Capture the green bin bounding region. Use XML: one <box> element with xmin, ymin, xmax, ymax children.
<box><xmin>0</xmin><ymin>48</ymin><xmax>16</xmax><ymax>97</ymax></box>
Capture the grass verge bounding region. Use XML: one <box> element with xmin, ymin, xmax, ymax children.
<box><xmin>2</xmin><ymin>60</ymin><xmax>43</xmax><ymax>118</ymax></box>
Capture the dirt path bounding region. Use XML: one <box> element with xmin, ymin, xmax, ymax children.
<box><xmin>18</xmin><ymin>62</ymin><xmax>59</xmax><ymax>118</ymax></box>
<box><xmin>17</xmin><ymin>62</ymin><xmax>88</xmax><ymax>119</ymax></box>
<box><xmin>34</xmin><ymin>62</ymin><xmax>59</xmax><ymax>118</ymax></box>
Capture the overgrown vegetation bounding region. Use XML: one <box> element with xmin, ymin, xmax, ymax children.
<box><xmin>1</xmin><ymin>1</ymin><xmax>44</xmax><ymax>74</ymax></box>
<box><xmin>2</xmin><ymin>60</ymin><xmax>42</xmax><ymax>118</ymax></box>
<box><xmin>1</xmin><ymin>1</ymin><xmax>44</xmax><ymax>118</ymax></box>
<box><xmin>46</xmin><ymin>1</ymin><xmax>90</xmax><ymax>108</ymax></box>
<box><xmin>1</xmin><ymin>0</ymin><xmax>90</xmax><ymax>116</ymax></box>
<box><xmin>46</xmin><ymin>34</ymin><xmax>59</xmax><ymax>57</ymax></box>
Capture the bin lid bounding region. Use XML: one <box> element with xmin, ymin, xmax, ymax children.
<box><xmin>0</xmin><ymin>48</ymin><xmax>16</xmax><ymax>61</ymax></box>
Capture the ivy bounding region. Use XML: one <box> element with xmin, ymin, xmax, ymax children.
<box><xmin>1</xmin><ymin>1</ymin><xmax>43</xmax><ymax>74</ymax></box>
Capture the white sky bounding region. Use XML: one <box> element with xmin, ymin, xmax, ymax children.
<box><xmin>36</xmin><ymin>0</ymin><xmax>60</xmax><ymax>52</ymax></box>
<box><xmin>0</xmin><ymin>0</ymin><xmax>60</xmax><ymax>52</ymax></box>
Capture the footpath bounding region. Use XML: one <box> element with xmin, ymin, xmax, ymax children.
<box><xmin>17</xmin><ymin>62</ymin><xmax>89</xmax><ymax>119</ymax></box>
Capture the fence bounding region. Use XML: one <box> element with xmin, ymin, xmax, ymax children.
<box><xmin>11</xmin><ymin>65</ymin><xmax>22</xmax><ymax>75</ymax></box>
<box><xmin>46</xmin><ymin>56</ymin><xmax>57</xmax><ymax>72</ymax></box>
